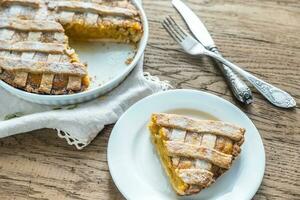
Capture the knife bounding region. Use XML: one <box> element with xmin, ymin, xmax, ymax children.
<box><xmin>172</xmin><ymin>0</ymin><xmax>253</xmax><ymax>104</ymax></box>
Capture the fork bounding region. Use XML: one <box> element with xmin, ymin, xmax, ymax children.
<box><xmin>162</xmin><ymin>16</ymin><xmax>296</xmax><ymax>108</ymax></box>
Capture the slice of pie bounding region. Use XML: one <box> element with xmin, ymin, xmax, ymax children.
<box><xmin>148</xmin><ymin>113</ymin><xmax>245</xmax><ymax>195</ymax></box>
<box><xmin>0</xmin><ymin>0</ymin><xmax>143</xmax><ymax>95</ymax></box>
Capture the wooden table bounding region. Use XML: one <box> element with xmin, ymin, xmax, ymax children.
<box><xmin>1</xmin><ymin>0</ymin><xmax>299</xmax><ymax>199</ymax></box>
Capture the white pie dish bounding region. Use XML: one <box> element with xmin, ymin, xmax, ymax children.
<box><xmin>0</xmin><ymin>0</ymin><xmax>148</xmax><ymax>106</ymax></box>
<box><xmin>107</xmin><ymin>89</ymin><xmax>265</xmax><ymax>200</ymax></box>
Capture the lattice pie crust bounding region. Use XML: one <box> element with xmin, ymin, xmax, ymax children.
<box><xmin>0</xmin><ymin>0</ymin><xmax>143</xmax><ymax>94</ymax></box>
<box><xmin>149</xmin><ymin>113</ymin><xmax>245</xmax><ymax>195</ymax></box>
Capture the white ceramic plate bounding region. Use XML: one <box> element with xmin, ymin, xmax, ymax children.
<box><xmin>0</xmin><ymin>0</ymin><xmax>148</xmax><ymax>105</ymax></box>
<box><xmin>108</xmin><ymin>89</ymin><xmax>265</xmax><ymax>200</ymax></box>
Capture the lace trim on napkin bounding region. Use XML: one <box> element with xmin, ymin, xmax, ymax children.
<box><xmin>57</xmin><ymin>129</ymin><xmax>88</xmax><ymax>149</ymax></box>
<box><xmin>143</xmin><ymin>72</ymin><xmax>173</xmax><ymax>90</ymax></box>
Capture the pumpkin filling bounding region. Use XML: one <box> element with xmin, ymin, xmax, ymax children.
<box><xmin>64</xmin><ymin>20</ymin><xmax>143</xmax><ymax>43</ymax></box>
<box><xmin>148</xmin><ymin>117</ymin><xmax>188</xmax><ymax>195</ymax></box>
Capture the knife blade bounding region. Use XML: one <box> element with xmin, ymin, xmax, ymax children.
<box><xmin>172</xmin><ymin>0</ymin><xmax>253</xmax><ymax>104</ymax></box>
<box><xmin>172</xmin><ymin>0</ymin><xmax>215</xmax><ymax>49</ymax></box>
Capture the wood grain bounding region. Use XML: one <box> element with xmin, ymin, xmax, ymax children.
<box><xmin>0</xmin><ymin>0</ymin><xmax>299</xmax><ymax>199</ymax></box>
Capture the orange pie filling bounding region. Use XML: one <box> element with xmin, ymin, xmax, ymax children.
<box><xmin>148</xmin><ymin>115</ymin><xmax>189</xmax><ymax>195</ymax></box>
<box><xmin>64</xmin><ymin>20</ymin><xmax>143</xmax><ymax>43</ymax></box>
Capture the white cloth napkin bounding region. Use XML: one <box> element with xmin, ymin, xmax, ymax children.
<box><xmin>0</xmin><ymin>57</ymin><xmax>171</xmax><ymax>149</ymax></box>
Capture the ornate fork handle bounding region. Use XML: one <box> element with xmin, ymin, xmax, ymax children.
<box><xmin>246</xmin><ymin>76</ymin><xmax>296</xmax><ymax>108</ymax></box>
<box><xmin>205</xmin><ymin>51</ymin><xmax>296</xmax><ymax>108</ymax></box>
<box><xmin>210</xmin><ymin>47</ymin><xmax>253</xmax><ymax>104</ymax></box>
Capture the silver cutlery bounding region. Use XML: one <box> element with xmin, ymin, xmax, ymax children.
<box><xmin>162</xmin><ymin>16</ymin><xmax>296</xmax><ymax>108</ymax></box>
<box><xmin>172</xmin><ymin>0</ymin><xmax>253</xmax><ymax>105</ymax></box>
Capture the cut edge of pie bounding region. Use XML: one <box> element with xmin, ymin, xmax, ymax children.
<box><xmin>148</xmin><ymin>113</ymin><xmax>245</xmax><ymax>196</ymax></box>
<box><xmin>0</xmin><ymin>0</ymin><xmax>143</xmax><ymax>95</ymax></box>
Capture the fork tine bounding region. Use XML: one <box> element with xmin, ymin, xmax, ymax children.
<box><xmin>163</xmin><ymin>16</ymin><xmax>205</xmax><ymax>56</ymax></box>
<box><xmin>164</xmin><ymin>16</ymin><xmax>186</xmax><ymax>41</ymax></box>
<box><xmin>162</xmin><ymin>19</ymin><xmax>182</xmax><ymax>43</ymax></box>
<box><xmin>166</xmin><ymin>16</ymin><xmax>187</xmax><ymax>38</ymax></box>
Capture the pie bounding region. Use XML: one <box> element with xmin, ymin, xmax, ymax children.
<box><xmin>0</xmin><ymin>0</ymin><xmax>143</xmax><ymax>95</ymax></box>
<box><xmin>148</xmin><ymin>113</ymin><xmax>245</xmax><ymax>195</ymax></box>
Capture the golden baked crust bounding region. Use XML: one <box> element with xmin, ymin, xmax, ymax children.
<box><xmin>149</xmin><ymin>113</ymin><xmax>245</xmax><ymax>196</ymax></box>
<box><xmin>0</xmin><ymin>0</ymin><xmax>143</xmax><ymax>95</ymax></box>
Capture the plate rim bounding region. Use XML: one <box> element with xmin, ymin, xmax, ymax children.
<box><xmin>0</xmin><ymin>0</ymin><xmax>149</xmax><ymax>102</ymax></box>
<box><xmin>107</xmin><ymin>89</ymin><xmax>266</xmax><ymax>200</ymax></box>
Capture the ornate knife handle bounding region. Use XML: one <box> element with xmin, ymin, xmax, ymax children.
<box><xmin>205</xmin><ymin>50</ymin><xmax>297</xmax><ymax>108</ymax></box>
<box><xmin>210</xmin><ymin>47</ymin><xmax>253</xmax><ymax>104</ymax></box>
